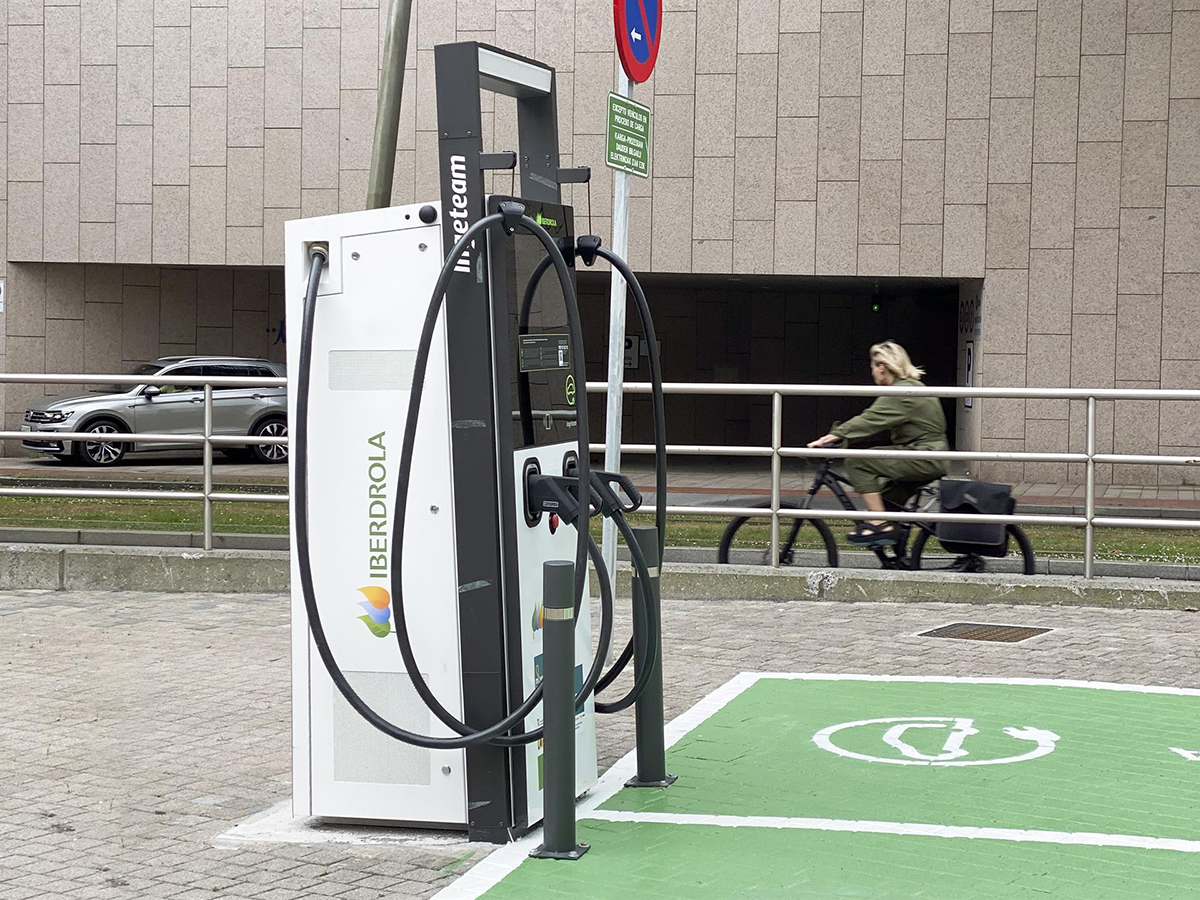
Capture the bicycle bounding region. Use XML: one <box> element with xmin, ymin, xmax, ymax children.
<box><xmin>716</xmin><ymin>456</ymin><xmax>1036</xmax><ymax>574</ymax></box>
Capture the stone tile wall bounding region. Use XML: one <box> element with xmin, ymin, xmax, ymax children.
<box><xmin>0</xmin><ymin>0</ymin><xmax>1197</xmax><ymax>481</ymax></box>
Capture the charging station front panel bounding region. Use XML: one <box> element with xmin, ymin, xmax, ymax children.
<box><xmin>286</xmin><ymin>205</ymin><xmax>468</xmax><ymax>826</ymax></box>
<box><xmin>487</xmin><ymin>196</ymin><xmax>599</xmax><ymax>825</ymax></box>
<box><xmin>506</xmin><ymin>449</ymin><xmax>598</xmax><ymax>824</ymax></box>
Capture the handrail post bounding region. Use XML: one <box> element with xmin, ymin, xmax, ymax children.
<box><xmin>203</xmin><ymin>383</ymin><xmax>213</xmax><ymax>552</ymax></box>
<box><xmin>625</xmin><ymin>525</ymin><xmax>675</xmax><ymax>789</ymax></box>
<box><xmin>770</xmin><ymin>392</ymin><xmax>782</xmax><ymax>567</ymax></box>
<box><xmin>1084</xmin><ymin>395</ymin><xmax>1096</xmax><ymax>579</ymax></box>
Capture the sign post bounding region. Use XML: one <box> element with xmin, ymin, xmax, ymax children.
<box><xmin>603</xmin><ymin>1</ymin><xmax>661</xmax><ymax>658</ymax></box>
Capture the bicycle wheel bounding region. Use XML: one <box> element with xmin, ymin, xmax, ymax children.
<box><xmin>910</xmin><ymin>524</ymin><xmax>1036</xmax><ymax>575</ymax></box>
<box><xmin>717</xmin><ymin>501</ymin><xmax>839</xmax><ymax>567</ymax></box>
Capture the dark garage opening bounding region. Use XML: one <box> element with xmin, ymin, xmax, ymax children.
<box><xmin>578</xmin><ymin>273</ymin><xmax>962</xmax><ymax>454</ymax></box>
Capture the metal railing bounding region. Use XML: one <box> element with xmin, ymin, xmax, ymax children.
<box><xmin>3</xmin><ymin>374</ymin><xmax>1198</xmax><ymax>580</ymax></box>
<box><xmin>0</xmin><ymin>373</ymin><xmax>288</xmax><ymax>550</ymax></box>
<box><xmin>587</xmin><ymin>381</ymin><xmax>1200</xmax><ymax>579</ymax></box>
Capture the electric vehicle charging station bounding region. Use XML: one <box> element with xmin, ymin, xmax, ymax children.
<box><xmin>285</xmin><ymin>41</ymin><xmax>668</xmax><ymax>847</ymax></box>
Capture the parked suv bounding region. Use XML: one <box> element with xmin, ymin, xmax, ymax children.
<box><xmin>22</xmin><ymin>357</ymin><xmax>288</xmax><ymax>466</ymax></box>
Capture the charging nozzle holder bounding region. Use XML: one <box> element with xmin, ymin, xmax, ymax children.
<box><xmin>576</xmin><ymin>235</ymin><xmax>602</xmax><ymax>267</ymax></box>
<box><xmin>498</xmin><ymin>200</ymin><xmax>527</xmax><ymax>235</ymax></box>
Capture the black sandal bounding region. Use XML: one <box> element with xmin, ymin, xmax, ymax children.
<box><xmin>847</xmin><ymin>523</ymin><xmax>897</xmax><ymax>546</ymax></box>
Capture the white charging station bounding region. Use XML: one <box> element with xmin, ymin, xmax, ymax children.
<box><xmin>284</xmin><ymin>39</ymin><xmax>617</xmax><ymax>842</ymax></box>
<box><xmin>286</xmin><ymin>197</ymin><xmax>597</xmax><ymax>837</ymax></box>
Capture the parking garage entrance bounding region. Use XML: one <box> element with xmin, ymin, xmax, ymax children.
<box><xmin>577</xmin><ymin>274</ymin><xmax>967</xmax><ymax>454</ymax></box>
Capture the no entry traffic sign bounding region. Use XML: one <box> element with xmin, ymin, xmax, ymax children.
<box><xmin>614</xmin><ymin>0</ymin><xmax>662</xmax><ymax>84</ymax></box>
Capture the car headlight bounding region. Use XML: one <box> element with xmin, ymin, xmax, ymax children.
<box><xmin>41</xmin><ymin>410</ymin><xmax>75</xmax><ymax>423</ymax></box>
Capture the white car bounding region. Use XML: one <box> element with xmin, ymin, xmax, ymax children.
<box><xmin>22</xmin><ymin>356</ymin><xmax>288</xmax><ymax>466</ymax></box>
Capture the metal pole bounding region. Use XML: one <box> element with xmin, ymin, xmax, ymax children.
<box><xmin>625</xmin><ymin>525</ymin><xmax>676</xmax><ymax>788</ymax></box>
<box><xmin>770</xmin><ymin>392</ymin><xmax>782</xmax><ymax>567</ymax></box>
<box><xmin>1084</xmin><ymin>396</ymin><xmax>1096</xmax><ymax>579</ymax></box>
<box><xmin>365</xmin><ymin>0</ymin><xmax>414</xmax><ymax>209</ymax></box>
<box><xmin>530</xmin><ymin>560</ymin><xmax>589</xmax><ymax>861</ymax></box>
<box><xmin>203</xmin><ymin>383</ymin><xmax>213</xmax><ymax>551</ymax></box>
<box><xmin>601</xmin><ymin>67</ymin><xmax>635</xmax><ymax>663</ymax></box>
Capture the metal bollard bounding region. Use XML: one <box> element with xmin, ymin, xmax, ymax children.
<box><xmin>625</xmin><ymin>525</ymin><xmax>676</xmax><ymax>789</ymax></box>
<box><xmin>529</xmin><ymin>560</ymin><xmax>589</xmax><ymax>861</ymax></box>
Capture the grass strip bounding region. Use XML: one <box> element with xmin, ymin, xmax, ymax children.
<box><xmin>0</xmin><ymin>497</ymin><xmax>1195</xmax><ymax>564</ymax></box>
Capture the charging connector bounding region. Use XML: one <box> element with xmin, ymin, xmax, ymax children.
<box><xmin>525</xmin><ymin>472</ymin><xmax>600</xmax><ymax>527</ymax></box>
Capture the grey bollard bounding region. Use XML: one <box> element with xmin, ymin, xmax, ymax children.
<box><xmin>529</xmin><ymin>560</ymin><xmax>589</xmax><ymax>861</ymax></box>
<box><xmin>625</xmin><ymin>525</ymin><xmax>677</xmax><ymax>789</ymax></box>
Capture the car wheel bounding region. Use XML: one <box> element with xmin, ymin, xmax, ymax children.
<box><xmin>72</xmin><ymin>419</ymin><xmax>128</xmax><ymax>467</ymax></box>
<box><xmin>250</xmin><ymin>417</ymin><xmax>288</xmax><ymax>464</ymax></box>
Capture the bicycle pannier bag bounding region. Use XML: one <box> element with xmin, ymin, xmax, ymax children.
<box><xmin>936</xmin><ymin>480</ymin><xmax>1013</xmax><ymax>557</ymax></box>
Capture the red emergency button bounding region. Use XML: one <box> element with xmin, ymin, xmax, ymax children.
<box><xmin>548</xmin><ymin>513</ymin><xmax>560</xmax><ymax>534</ymax></box>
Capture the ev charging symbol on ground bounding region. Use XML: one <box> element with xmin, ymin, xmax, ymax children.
<box><xmin>813</xmin><ymin>716</ymin><xmax>1061</xmax><ymax>767</ymax></box>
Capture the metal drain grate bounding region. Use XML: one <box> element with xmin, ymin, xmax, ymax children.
<box><xmin>920</xmin><ymin>622</ymin><xmax>1051</xmax><ymax>643</ymax></box>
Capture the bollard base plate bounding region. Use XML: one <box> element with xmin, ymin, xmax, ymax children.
<box><xmin>530</xmin><ymin>842</ymin><xmax>590</xmax><ymax>861</ymax></box>
<box><xmin>625</xmin><ymin>772</ymin><xmax>678</xmax><ymax>788</ymax></box>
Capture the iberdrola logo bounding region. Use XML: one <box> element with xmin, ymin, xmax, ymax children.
<box><xmin>357</xmin><ymin>586</ymin><xmax>392</xmax><ymax>638</ymax></box>
<box><xmin>531</xmin><ymin>603</ymin><xmax>544</xmax><ymax>632</ymax></box>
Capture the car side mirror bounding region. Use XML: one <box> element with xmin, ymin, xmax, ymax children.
<box><xmin>144</xmin><ymin>386</ymin><xmax>161</xmax><ymax>398</ymax></box>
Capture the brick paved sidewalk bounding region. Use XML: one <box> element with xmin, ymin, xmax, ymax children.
<box><xmin>3</xmin><ymin>590</ymin><xmax>1199</xmax><ymax>899</ymax></box>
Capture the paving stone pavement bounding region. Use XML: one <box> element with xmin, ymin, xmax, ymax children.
<box><xmin>3</xmin><ymin>589</ymin><xmax>1199</xmax><ymax>899</ymax></box>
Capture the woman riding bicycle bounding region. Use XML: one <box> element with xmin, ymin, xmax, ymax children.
<box><xmin>807</xmin><ymin>341</ymin><xmax>949</xmax><ymax>547</ymax></box>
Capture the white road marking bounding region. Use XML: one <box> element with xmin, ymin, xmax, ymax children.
<box><xmin>814</xmin><ymin>716</ymin><xmax>1060</xmax><ymax>766</ymax></box>
<box><xmin>584</xmin><ymin>809</ymin><xmax>1200</xmax><ymax>854</ymax></box>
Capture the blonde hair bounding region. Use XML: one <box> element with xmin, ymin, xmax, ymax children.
<box><xmin>871</xmin><ymin>340</ymin><xmax>924</xmax><ymax>380</ymax></box>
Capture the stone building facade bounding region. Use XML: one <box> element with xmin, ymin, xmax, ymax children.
<box><xmin>0</xmin><ymin>0</ymin><xmax>1197</xmax><ymax>482</ymax></box>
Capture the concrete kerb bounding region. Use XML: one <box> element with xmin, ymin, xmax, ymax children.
<box><xmin>596</xmin><ymin>562</ymin><xmax>1200</xmax><ymax>610</ymax></box>
<box><xmin>0</xmin><ymin>543</ymin><xmax>289</xmax><ymax>592</ymax></box>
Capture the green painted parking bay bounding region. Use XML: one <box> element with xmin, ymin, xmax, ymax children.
<box><xmin>604</xmin><ymin>676</ymin><xmax>1200</xmax><ymax>840</ymax></box>
<box><xmin>437</xmin><ymin>675</ymin><xmax>1200</xmax><ymax>900</ymax></box>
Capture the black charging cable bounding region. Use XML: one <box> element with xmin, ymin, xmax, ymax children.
<box><xmin>517</xmin><ymin>237</ymin><xmax>667</xmax><ymax>700</ymax></box>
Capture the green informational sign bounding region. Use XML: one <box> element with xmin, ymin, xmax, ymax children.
<box><xmin>606</xmin><ymin>93</ymin><xmax>651</xmax><ymax>178</ymax></box>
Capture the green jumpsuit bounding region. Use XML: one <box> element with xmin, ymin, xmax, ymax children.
<box><xmin>830</xmin><ymin>378</ymin><xmax>950</xmax><ymax>505</ymax></box>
